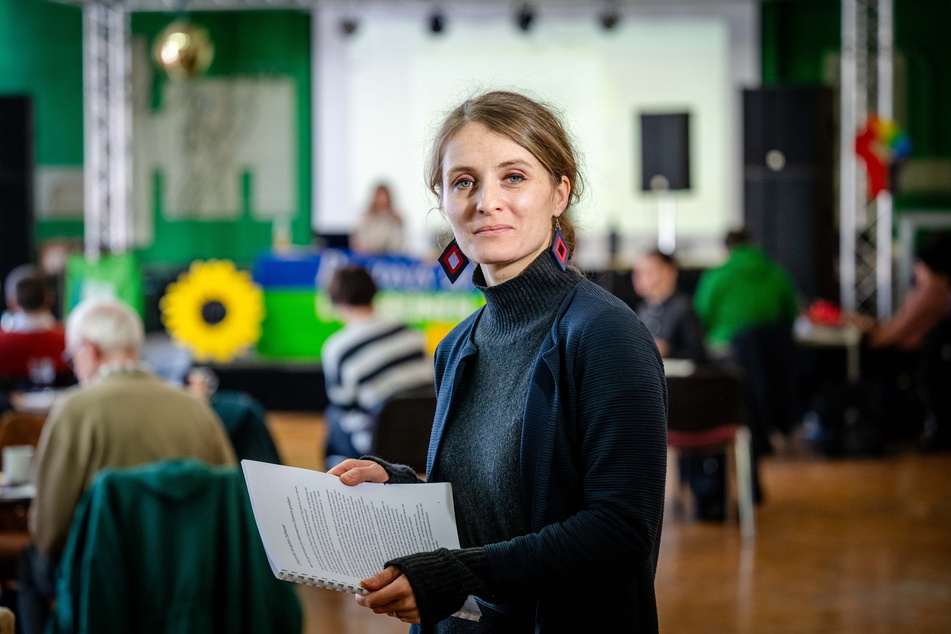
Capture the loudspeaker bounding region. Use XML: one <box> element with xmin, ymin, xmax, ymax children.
<box><xmin>640</xmin><ymin>112</ymin><xmax>691</xmax><ymax>191</ymax></box>
<box><xmin>0</xmin><ymin>96</ymin><xmax>35</xmax><ymax>294</ymax></box>
<box><xmin>743</xmin><ymin>86</ymin><xmax>836</xmax><ymax>302</ymax></box>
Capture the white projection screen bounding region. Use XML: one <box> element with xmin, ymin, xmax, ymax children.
<box><xmin>313</xmin><ymin>3</ymin><xmax>758</xmax><ymax>267</ymax></box>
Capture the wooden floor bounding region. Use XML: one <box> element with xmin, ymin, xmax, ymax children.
<box><xmin>267</xmin><ymin>412</ymin><xmax>951</xmax><ymax>633</ymax></box>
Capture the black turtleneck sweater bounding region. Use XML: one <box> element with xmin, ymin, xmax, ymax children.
<box><xmin>386</xmin><ymin>253</ymin><xmax>582</xmax><ymax>632</ymax></box>
<box><xmin>434</xmin><ymin>252</ymin><xmax>581</xmax><ymax>549</ymax></box>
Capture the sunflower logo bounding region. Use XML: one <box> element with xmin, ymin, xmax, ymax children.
<box><xmin>160</xmin><ymin>260</ymin><xmax>265</xmax><ymax>362</ymax></box>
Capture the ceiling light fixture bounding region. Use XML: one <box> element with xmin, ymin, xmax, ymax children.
<box><xmin>340</xmin><ymin>17</ymin><xmax>358</xmax><ymax>36</ymax></box>
<box><xmin>600</xmin><ymin>9</ymin><xmax>620</xmax><ymax>31</ymax></box>
<box><xmin>153</xmin><ymin>19</ymin><xmax>214</xmax><ymax>80</ymax></box>
<box><xmin>429</xmin><ymin>10</ymin><xmax>446</xmax><ymax>34</ymax></box>
<box><xmin>516</xmin><ymin>4</ymin><xmax>535</xmax><ymax>33</ymax></box>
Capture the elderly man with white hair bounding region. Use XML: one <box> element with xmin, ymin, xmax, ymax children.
<box><xmin>18</xmin><ymin>297</ymin><xmax>236</xmax><ymax>634</ymax></box>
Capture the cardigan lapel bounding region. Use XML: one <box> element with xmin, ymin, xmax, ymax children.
<box><xmin>426</xmin><ymin>316</ymin><xmax>480</xmax><ymax>477</ymax></box>
<box><xmin>520</xmin><ymin>334</ymin><xmax>562</xmax><ymax>530</ymax></box>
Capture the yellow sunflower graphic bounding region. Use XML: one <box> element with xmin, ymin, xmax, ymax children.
<box><xmin>160</xmin><ymin>260</ymin><xmax>265</xmax><ymax>362</ymax></box>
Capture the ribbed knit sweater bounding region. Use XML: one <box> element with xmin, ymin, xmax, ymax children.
<box><xmin>386</xmin><ymin>254</ymin><xmax>580</xmax><ymax>632</ymax></box>
<box><xmin>436</xmin><ymin>254</ymin><xmax>581</xmax><ymax>550</ymax></box>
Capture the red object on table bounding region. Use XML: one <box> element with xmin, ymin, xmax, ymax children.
<box><xmin>807</xmin><ymin>299</ymin><xmax>843</xmax><ymax>327</ymax></box>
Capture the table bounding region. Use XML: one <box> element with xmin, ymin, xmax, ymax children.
<box><xmin>0</xmin><ymin>484</ymin><xmax>34</xmax><ymax>502</ymax></box>
<box><xmin>794</xmin><ymin>320</ymin><xmax>862</xmax><ymax>384</ymax></box>
<box><xmin>663</xmin><ymin>358</ymin><xmax>697</xmax><ymax>378</ymax></box>
<box><xmin>9</xmin><ymin>389</ymin><xmax>60</xmax><ymax>415</ymax></box>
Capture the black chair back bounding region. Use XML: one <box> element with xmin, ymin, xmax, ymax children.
<box><xmin>371</xmin><ymin>387</ymin><xmax>437</xmax><ymax>473</ymax></box>
<box><xmin>666</xmin><ymin>367</ymin><xmax>746</xmax><ymax>433</ymax></box>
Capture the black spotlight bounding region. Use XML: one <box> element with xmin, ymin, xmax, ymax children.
<box><xmin>600</xmin><ymin>10</ymin><xmax>620</xmax><ymax>31</ymax></box>
<box><xmin>429</xmin><ymin>10</ymin><xmax>445</xmax><ymax>34</ymax></box>
<box><xmin>516</xmin><ymin>4</ymin><xmax>534</xmax><ymax>32</ymax></box>
<box><xmin>340</xmin><ymin>18</ymin><xmax>358</xmax><ymax>36</ymax></box>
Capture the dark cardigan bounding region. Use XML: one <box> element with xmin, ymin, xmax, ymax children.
<box><xmin>406</xmin><ymin>276</ymin><xmax>668</xmax><ymax>632</ymax></box>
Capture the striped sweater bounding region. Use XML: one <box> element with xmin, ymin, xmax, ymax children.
<box><xmin>321</xmin><ymin>316</ymin><xmax>433</xmax><ymax>414</ymax></box>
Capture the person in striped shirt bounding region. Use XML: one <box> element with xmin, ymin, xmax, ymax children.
<box><xmin>321</xmin><ymin>265</ymin><xmax>434</xmax><ymax>468</ymax></box>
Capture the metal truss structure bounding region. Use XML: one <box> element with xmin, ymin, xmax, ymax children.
<box><xmin>840</xmin><ymin>0</ymin><xmax>894</xmax><ymax>318</ymax></box>
<box><xmin>82</xmin><ymin>1</ymin><xmax>132</xmax><ymax>259</ymax></box>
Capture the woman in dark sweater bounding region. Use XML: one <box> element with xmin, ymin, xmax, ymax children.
<box><xmin>329</xmin><ymin>91</ymin><xmax>668</xmax><ymax>633</ymax></box>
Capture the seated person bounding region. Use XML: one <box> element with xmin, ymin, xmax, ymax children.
<box><xmin>321</xmin><ymin>266</ymin><xmax>433</xmax><ymax>468</ymax></box>
<box><xmin>0</xmin><ymin>274</ymin><xmax>71</xmax><ymax>390</ymax></box>
<box><xmin>19</xmin><ymin>297</ymin><xmax>236</xmax><ymax>634</ymax></box>
<box><xmin>694</xmin><ymin>228</ymin><xmax>800</xmax><ymax>502</ymax></box>
<box><xmin>632</xmin><ymin>249</ymin><xmax>707</xmax><ymax>363</ymax></box>
<box><xmin>694</xmin><ymin>229</ymin><xmax>800</xmax><ymax>445</ymax></box>
<box><xmin>848</xmin><ymin>235</ymin><xmax>951</xmax><ymax>442</ymax></box>
<box><xmin>1</xmin><ymin>265</ymin><xmax>53</xmax><ymax>333</ymax></box>
<box><xmin>850</xmin><ymin>237</ymin><xmax>951</xmax><ymax>352</ymax></box>
<box><xmin>633</xmin><ymin>250</ymin><xmax>721</xmax><ymax>519</ymax></box>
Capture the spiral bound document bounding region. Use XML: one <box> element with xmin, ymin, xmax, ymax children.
<box><xmin>241</xmin><ymin>459</ymin><xmax>480</xmax><ymax>621</ymax></box>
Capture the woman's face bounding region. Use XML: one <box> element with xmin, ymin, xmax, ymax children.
<box><xmin>372</xmin><ymin>186</ymin><xmax>391</xmax><ymax>209</ymax></box>
<box><xmin>440</xmin><ymin>122</ymin><xmax>569</xmax><ymax>286</ymax></box>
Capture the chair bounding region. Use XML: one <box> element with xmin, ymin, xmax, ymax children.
<box><xmin>48</xmin><ymin>459</ymin><xmax>302</xmax><ymax>634</ymax></box>
<box><xmin>665</xmin><ymin>365</ymin><xmax>756</xmax><ymax>540</ymax></box>
<box><xmin>0</xmin><ymin>411</ymin><xmax>46</xmax><ymax>454</ymax></box>
<box><xmin>730</xmin><ymin>324</ymin><xmax>799</xmax><ymax>454</ymax></box>
<box><xmin>0</xmin><ymin>411</ymin><xmax>47</xmax><ymax>589</ymax></box>
<box><xmin>209</xmin><ymin>390</ymin><xmax>283</xmax><ymax>464</ymax></box>
<box><xmin>370</xmin><ymin>386</ymin><xmax>437</xmax><ymax>474</ymax></box>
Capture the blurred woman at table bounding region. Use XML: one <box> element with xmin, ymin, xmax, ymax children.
<box><xmin>329</xmin><ymin>90</ymin><xmax>668</xmax><ymax>633</ymax></box>
<box><xmin>848</xmin><ymin>235</ymin><xmax>951</xmax><ymax>351</ymax></box>
<box><xmin>847</xmin><ymin>234</ymin><xmax>951</xmax><ymax>446</ymax></box>
<box><xmin>351</xmin><ymin>183</ymin><xmax>405</xmax><ymax>254</ymax></box>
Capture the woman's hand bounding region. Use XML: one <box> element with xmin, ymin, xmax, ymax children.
<box><xmin>356</xmin><ymin>566</ymin><xmax>420</xmax><ymax>624</ymax></box>
<box><xmin>327</xmin><ymin>458</ymin><xmax>389</xmax><ymax>486</ymax></box>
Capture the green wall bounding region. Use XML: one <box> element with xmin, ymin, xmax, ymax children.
<box><xmin>132</xmin><ymin>10</ymin><xmax>312</xmax><ymax>267</ymax></box>
<box><xmin>0</xmin><ymin>0</ymin><xmax>312</xmax><ymax>268</ymax></box>
<box><xmin>0</xmin><ymin>0</ymin><xmax>84</xmax><ymax>165</ymax></box>
<box><xmin>761</xmin><ymin>1</ymin><xmax>840</xmax><ymax>86</ymax></box>
<box><xmin>0</xmin><ymin>0</ymin><xmax>84</xmax><ymax>245</ymax></box>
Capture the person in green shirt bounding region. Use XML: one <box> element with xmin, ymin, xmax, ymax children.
<box><xmin>693</xmin><ymin>228</ymin><xmax>799</xmax><ymax>354</ymax></box>
<box><xmin>693</xmin><ymin>229</ymin><xmax>801</xmax><ymax>501</ymax></box>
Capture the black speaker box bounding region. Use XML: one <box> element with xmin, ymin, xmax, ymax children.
<box><xmin>743</xmin><ymin>86</ymin><xmax>836</xmax><ymax>302</ymax></box>
<box><xmin>640</xmin><ymin>112</ymin><xmax>691</xmax><ymax>191</ymax></box>
<box><xmin>0</xmin><ymin>96</ymin><xmax>35</xmax><ymax>293</ymax></box>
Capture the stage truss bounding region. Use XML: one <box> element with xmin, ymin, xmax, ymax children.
<box><xmin>840</xmin><ymin>0</ymin><xmax>894</xmax><ymax>318</ymax></box>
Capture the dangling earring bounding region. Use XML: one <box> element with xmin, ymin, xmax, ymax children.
<box><xmin>438</xmin><ymin>239</ymin><xmax>470</xmax><ymax>284</ymax></box>
<box><xmin>550</xmin><ymin>217</ymin><xmax>570</xmax><ymax>271</ymax></box>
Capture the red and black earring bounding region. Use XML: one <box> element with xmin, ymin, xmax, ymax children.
<box><xmin>550</xmin><ymin>217</ymin><xmax>570</xmax><ymax>271</ymax></box>
<box><xmin>438</xmin><ymin>239</ymin><xmax>470</xmax><ymax>284</ymax></box>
